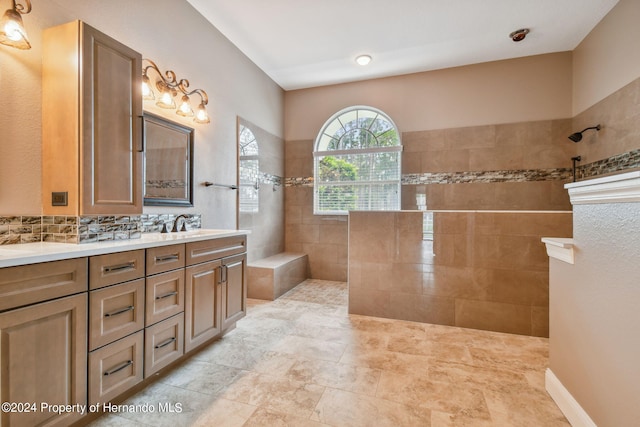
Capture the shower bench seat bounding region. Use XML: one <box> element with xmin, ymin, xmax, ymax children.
<box><xmin>247</xmin><ymin>252</ymin><xmax>309</xmax><ymax>300</ymax></box>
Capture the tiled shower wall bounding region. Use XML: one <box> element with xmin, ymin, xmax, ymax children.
<box><xmin>285</xmin><ymin>75</ymin><xmax>640</xmax><ymax>281</ymax></box>
<box><xmin>348</xmin><ymin>210</ymin><xmax>573</xmax><ymax>337</ymax></box>
<box><xmin>0</xmin><ymin>214</ymin><xmax>201</xmax><ymax>245</ymax></box>
<box><xmin>238</xmin><ymin>118</ymin><xmax>285</xmax><ymax>263</ymax></box>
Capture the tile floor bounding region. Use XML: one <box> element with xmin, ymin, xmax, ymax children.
<box><xmin>88</xmin><ymin>279</ymin><xmax>569</xmax><ymax>426</ymax></box>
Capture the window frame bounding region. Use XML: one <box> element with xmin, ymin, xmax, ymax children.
<box><xmin>313</xmin><ymin>106</ymin><xmax>402</xmax><ymax>215</ymax></box>
<box><xmin>238</xmin><ymin>125</ymin><xmax>260</xmax><ymax>213</ymax></box>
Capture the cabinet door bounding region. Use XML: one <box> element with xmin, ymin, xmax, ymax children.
<box><xmin>80</xmin><ymin>22</ymin><xmax>142</xmax><ymax>215</ymax></box>
<box><xmin>0</xmin><ymin>294</ymin><xmax>87</xmax><ymax>427</ymax></box>
<box><xmin>184</xmin><ymin>260</ymin><xmax>222</xmax><ymax>353</ymax></box>
<box><xmin>221</xmin><ymin>253</ymin><xmax>247</xmax><ymax>330</ymax></box>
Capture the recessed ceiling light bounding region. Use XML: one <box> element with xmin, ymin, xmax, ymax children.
<box><xmin>355</xmin><ymin>54</ymin><xmax>372</xmax><ymax>66</ymax></box>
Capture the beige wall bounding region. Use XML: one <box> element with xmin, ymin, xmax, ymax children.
<box><xmin>285</xmin><ymin>52</ymin><xmax>573</xmax><ymax>140</ymax></box>
<box><xmin>0</xmin><ymin>0</ymin><xmax>284</xmax><ymax>228</ymax></box>
<box><xmin>549</xmin><ymin>202</ymin><xmax>640</xmax><ymax>426</ymax></box>
<box><xmin>572</xmin><ymin>0</ymin><xmax>640</xmax><ymax>115</ymax></box>
<box><xmin>548</xmin><ymin>2</ymin><xmax>640</xmax><ymax>425</ymax></box>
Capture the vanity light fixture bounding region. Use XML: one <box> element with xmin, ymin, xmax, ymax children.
<box><xmin>355</xmin><ymin>54</ymin><xmax>372</xmax><ymax>66</ymax></box>
<box><xmin>142</xmin><ymin>58</ymin><xmax>210</xmax><ymax>124</ymax></box>
<box><xmin>0</xmin><ymin>0</ymin><xmax>32</xmax><ymax>50</ymax></box>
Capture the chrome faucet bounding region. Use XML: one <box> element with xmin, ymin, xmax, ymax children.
<box><xmin>171</xmin><ymin>214</ymin><xmax>189</xmax><ymax>232</ymax></box>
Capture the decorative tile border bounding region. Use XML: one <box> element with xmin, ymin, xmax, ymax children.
<box><xmin>402</xmin><ymin>168</ymin><xmax>573</xmax><ymax>185</ymax></box>
<box><xmin>260</xmin><ymin>172</ymin><xmax>283</xmax><ymax>186</ymax></box>
<box><xmin>284</xmin><ymin>177</ymin><xmax>314</xmax><ymax>187</ymax></box>
<box><xmin>0</xmin><ymin>213</ymin><xmax>201</xmax><ymax>245</ymax></box>
<box><xmin>140</xmin><ymin>213</ymin><xmax>201</xmax><ymax>234</ymax></box>
<box><xmin>284</xmin><ymin>149</ymin><xmax>640</xmax><ymax>188</ymax></box>
<box><xmin>0</xmin><ymin>216</ymin><xmax>42</xmax><ymax>245</ymax></box>
<box><xmin>577</xmin><ymin>148</ymin><xmax>640</xmax><ymax>180</ymax></box>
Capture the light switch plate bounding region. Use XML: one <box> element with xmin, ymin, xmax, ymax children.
<box><xmin>52</xmin><ymin>191</ymin><xmax>68</xmax><ymax>206</ymax></box>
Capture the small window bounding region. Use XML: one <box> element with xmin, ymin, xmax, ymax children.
<box><xmin>313</xmin><ymin>106</ymin><xmax>401</xmax><ymax>214</ymax></box>
<box><xmin>239</xmin><ymin>125</ymin><xmax>259</xmax><ymax>213</ymax></box>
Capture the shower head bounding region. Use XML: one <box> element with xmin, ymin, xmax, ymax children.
<box><xmin>568</xmin><ymin>125</ymin><xmax>601</xmax><ymax>143</ymax></box>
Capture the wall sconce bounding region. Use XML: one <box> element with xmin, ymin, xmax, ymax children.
<box><xmin>142</xmin><ymin>59</ymin><xmax>210</xmax><ymax>124</ymax></box>
<box><xmin>0</xmin><ymin>0</ymin><xmax>32</xmax><ymax>49</ymax></box>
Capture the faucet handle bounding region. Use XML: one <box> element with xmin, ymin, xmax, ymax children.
<box><xmin>180</xmin><ymin>222</ymin><xmax>187</xmax><ymax>232</ymax></box>
<box><xmin>161</xmin><ymin>223</ymin><xmax>168</xmax><ymax>233</ymax></box>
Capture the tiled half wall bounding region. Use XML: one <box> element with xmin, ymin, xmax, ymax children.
<box><xmin>348</xmin><ymin>210</ymin><xmax>573</xmax><ymax>337</ymax></box>
<box><xmin>0</xmin><ymin>213</ymin><xmax>201</xmax><ymax>245</ymax></box>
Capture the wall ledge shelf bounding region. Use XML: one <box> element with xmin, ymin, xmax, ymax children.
<box><xmin>566</xmin><ymin>171</ymin><xmax>640</xmax><ymax>205</ymax></box>
<box><xmin>542</xmin><ymin>237</ymin><xmax>574</xmax><ymax>264</ymax></box>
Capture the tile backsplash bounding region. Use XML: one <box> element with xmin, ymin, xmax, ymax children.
<box><xmin>0</xmin><ymin>213</ymin><xmax>201</xmax><ymax>245</ymax></box>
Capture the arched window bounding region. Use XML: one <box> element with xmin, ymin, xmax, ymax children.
<box><xmin>239</xmin><ymin>125</ymin><xmax>259</xmax><ymax>212</ymax></box>
<box><xmin>314</xmin><ymin>106</ymin><xmax>402</xmax><ymax>214</ymax></box>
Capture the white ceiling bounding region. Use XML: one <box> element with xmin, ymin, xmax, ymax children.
<box><xmin>187</xmin><ymin>0</ymin><xmax>619</xmax><ymax>91</ymax></box>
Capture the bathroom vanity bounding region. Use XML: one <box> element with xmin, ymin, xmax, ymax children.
<box><xmin>0</xmin><ymin>230</ymin><xmax>247</xmax><ymax>426</ymax></box>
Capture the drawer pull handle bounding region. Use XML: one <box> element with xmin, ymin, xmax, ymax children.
<box><xmin>155</xmin><ymin>254</ymin><xmax>179</xmax><ymax>262</ymax></box>
<box><xmin>104</xmin><ymin>360</ymin><xmax>133</xmax><ymax>376</ymax></box>
<box><xmin>103</xmin><ymin>262</ymin><xmax>136</xmax><ymax>274</ymax></box>
<box><xmin>104</xmin><ymin>305</ymin><xmax>134</xmax><ymax>317</ymax></box>
<box><xmin>155</xmin><ymin>337</ymin><xmax>176</xmax><ymax>349</ymax></box>
<box><xmin>155</xmin><ymin>291</ymin><xmax>178</xmax><ymax>300</ymax></box>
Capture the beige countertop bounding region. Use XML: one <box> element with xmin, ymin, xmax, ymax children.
<box><xmin>0</xmin><ymin>229</ymin><xmax>249</xmax><ymax>268</ymax></box>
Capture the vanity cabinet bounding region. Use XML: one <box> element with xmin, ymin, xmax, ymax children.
<box><xmin>0</xmin><ymin>260</ymin><xmax>88</xmax><ymax>427</ymax></box>
<box><xmin>42</xmin><ymin>20</ymin><xmax>143</xmax><ymax>215</ymax></box>
<box><xmin>0</xmin><ymin>232</ymin><xmax>247</xmax><ymax>425</ymax></box>
<box><xmin>184</xmin><ymin>235</ymin><xmax>247</xmax><ymax>352</ymax></box>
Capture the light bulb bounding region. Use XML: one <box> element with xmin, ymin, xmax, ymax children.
<box><xmin>4</xmin><ymin>20</ymin><xmax>22</xmax><ymax>41</ymax></box>
<box><xmin>194</xmin><ymin>103</ymin><xmax>210</xmax><ymax>124</ymax></box>
<box><xmin>0</xmin><ymin>8</ymin><xmax>31</xmax><ymax>49</ymax></box>
<box><xmin>156</xmin><ymin>87</ymin><xmax>175</xmax><ymax>109</ymax></box>
<box><xmin>176</xmin><ymin>95</ymin><xmax>194</xmax><ymax>117</ymax></box>
<box><xmin>141</xmin><ymin>76</ymin><xmax>154</xmax><ymax>100</ymax></box>
<box><xmin>355</xmin><ymin>55</ymin><xmax>372</xmax><ymax>66</ymax></box>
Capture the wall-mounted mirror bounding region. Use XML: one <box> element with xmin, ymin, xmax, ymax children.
<box><xmin>143</xmin><ymin>113</ymin><xmax>194</xmax><ymax>206</ymax></box>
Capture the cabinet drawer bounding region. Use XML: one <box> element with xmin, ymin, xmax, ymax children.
<box><xmin>146</xmin><ymin>244</ymin><xmax>185</xmax><ymax>276</ymax></box>
<box><xmin>90</xmin><ymin>279</ymin><xmax>145</xmax><ymax>350</ymax></box>
<box><xmin>88</xmin><ymin>331</ymin><xmax>144</xmax><ymax>405</ymax></box>
<box><xmin>145</xmin><ymin>269</ymin><xmax>184</xmax><ymax>326</ymax></box>
<box><xmin>0</xmin><ymin>258</ymin><xmax>87</xmax><ymax>312</ymax></box>
<box><xmin>90</xmin><ymin>250</ymin><xmax>145</xmax><ymax>290</ymax></box>
<box><xmin>144</xmin><ymin>313</ymin><xmax>184</xmax><ymax>377</ymax></box>
<box><xmin>186</xmin><ymin>235</ymin><xmax>246</xmax><ymax>266</ymax></box>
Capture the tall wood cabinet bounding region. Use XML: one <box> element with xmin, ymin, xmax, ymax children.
<box><xmin>42</xmin><ymin>20</ymin><xmax>143</xmax><ymax>215</ymax></box>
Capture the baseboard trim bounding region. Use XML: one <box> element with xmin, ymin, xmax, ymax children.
<box><xmin>545</xmin><ymin>368</ymin><xmax>598</xmax><ymax>427</ymax></box>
